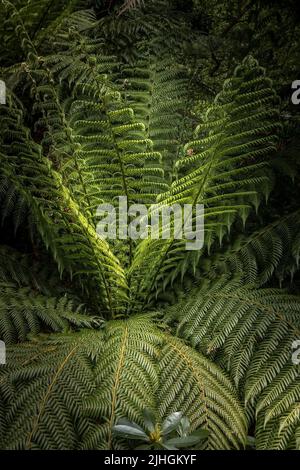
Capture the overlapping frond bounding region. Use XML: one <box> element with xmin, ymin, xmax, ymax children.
<box><xmin>0</xmin><ymin>317</ymin><xmax>247</xmax><ymax>450</ymax></box>
<box><xmin>1</xmin><ymin>3</ymin><xmax>105</xmax><ymax>224</ymax></box>
<box><xmin>0</xmin><ymin>245</ymin><xmax>76</xmax><ymax>298</ymax></box>
<box><xmin>0</xmin><ymin>0</ymin><xmax>84</xmax><ymax>65</ymax></box>
<box><xmin>0</xmin><ymin>174</ymin><xmax>28</xmax><ymax>231</ymax></box>
<box><xmin>45</xmin><ymin>28</ymin><xmax>117</xmax><ymax>92</ymax></box>
<box><xmin>0</xmin><ymin>2</ymin><xmax>298</xmax><ymax>451</ymax></box>
<box><xmin>120</xmin><ymin>53</ymin><xmax>195</xmax><ymax>180</ymax></box>
<box><xmin>94</xmin><ymin>0</ymin><xmax>196</xmax><ymax>64</ymax></box>
<box><xmin>69</xmin><ymin>88</ymin><xmax>167</xmax><ymax>208</ymax></box>
<box><xmin>0</xmin><ymin>330</ymin><xmax>98</xmax><ymax>449</ymax></box>
<box><xmin>81</xmin><ymin>316</ymin><xmax>161</xmax><ymax>449</ymax></box>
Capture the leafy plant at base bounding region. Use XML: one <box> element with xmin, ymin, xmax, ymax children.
<box><xmin>113</xmin><ymin>409</ymin><xmax>209</xmax><ymax>450</ymax></box>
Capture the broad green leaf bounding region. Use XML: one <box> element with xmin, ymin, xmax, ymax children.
<box><xmin>143</xmin><ymin>408</ymin><xmax>156</xmax><ymax>433</ymax></box>
<box><xmin>161</xmin><ymin>411</ymin><xmax>183</xmax><ymax>435</ymax></box>
<box><xmin>164</xmin><ymin>434</ymin><xmax>206</xmax><ymax>448</ymax></box>
<box><xmin>113</xmin><ymin>421</ymin><xmax>148</xmax><ymax>441</ymax></box>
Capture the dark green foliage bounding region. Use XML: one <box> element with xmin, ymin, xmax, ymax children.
<box><xmin>0</xmin><ymin>0</ymin><xmax>86</xmax><ymax>66</ymax></box>
<box><xmin>200</xmin><ymin>211</ymin><xmax>300</xmax><ymax>287</ymax></box>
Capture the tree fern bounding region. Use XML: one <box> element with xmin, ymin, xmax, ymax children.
<box><xmin>0</xmin><ymin>2</ymin><xmax>299</xmax><ymax>451</ymax></box>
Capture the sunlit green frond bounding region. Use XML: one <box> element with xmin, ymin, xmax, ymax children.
<box><xmin>120</xmin><ymin>54</ymin><xmax>195</xmax><ymax>180</ymax></box>
<box><xmin>129</xmin><ymin>56</ymin><xmax>281</xmax><ymax>310</ymax></box>
<box><xmin>69</xmin><ymin>88</ymin><xmax>167</xmax><ymax>208</ymax></box>
<box><xmin>0</xmin><ymin>94</ymin><xmax>128</xmax><ymax>316</ymax></box>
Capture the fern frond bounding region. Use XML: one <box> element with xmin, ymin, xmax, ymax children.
<box><xmin>81</xmin><ymin>315</ymin><xmax>161</xmax><ymax>450</ymax></box>
<box><xmin>0</xmin><ymin>175</ymin><xmax>28</xmax><ymax>231</ymax></box>
<box><xmin>69</xmin><ymin>88</ymin><xmax>167</xmax><ymax>209</ymax></box>
<box><xmin>0</xmin><ymin>282</ymin><xmax>94</xmax><ymax>344</ymax></box>
<box><xmin>45</xmin><ymin>26</ymin><xmax>117</xmax><ymax>92</ymax></box>
<box><xmin>200</xmin><ymin>210</ymin><xmax>300</xmax><ymax>287</ymax></box>
<box><xmin>93</xmin><ymin>0</ymin><xmax>196</xmax><ymax>64</ymax></box>
<box><xmin>1</xmin><ymin>3</ymin><xmax>103</xmax><ymax>224</ymax></box>
<box><xmin>129</xmin><ymin>56</ymin><xmax>281</xmax><ymax>310</ymax></box>
<box><xmin>84</xmin><ymin>318</ymin><xmax>247</xmax><ymax>451</ymax></box>
<box><xmin>120</xmin><ymin>54</ymin><xmax>195</xmax><ymax>180</ymax></box>
<box><xmin>170</xmin><ymin>276</ymin><xmax>300</xmax><ymax>449</ymax></box>
<box><xmin>0</xmin><ymin>330</ymin><xmax>98</xmax><ymax>449</ymax></box>
<box><xmin>0</xmin><ymin>94</ymin><xmax>128</xmax><ymax>316</ymax></box>
<box><xmin>158</xmin><ymin>335</ymin><xmax>247</xmax><ymax>449</ymax></box>
<box><xmin>0</xmin><ymin>316</ymin><xmax>247</xmax><ymax>450</ymax></box>
<box><xmin>0</xmin><ymin>245</ymin><xmax>70</xmax><ymax>297</ymax></box>
<box><xmin>0</xmin><ymin>0</ymin><xmax>84</xmax><ymax>65</ymax></box>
